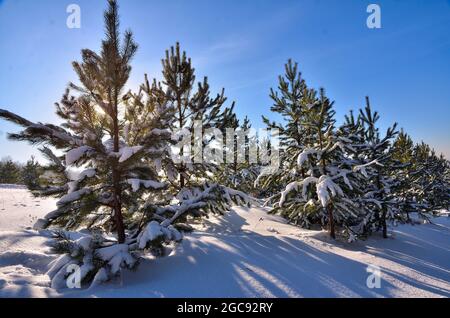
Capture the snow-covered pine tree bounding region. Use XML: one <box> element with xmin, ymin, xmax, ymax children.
<box><xmin>258</xmin><ymin>61</ymin><xmax>365</xmax><ymax>239</ymax></box>
<box><xmin>351</xmin><ymin>97</ymin><xmax>399</xmax><ymax>238</ymax></box>
<box><xmin>0</xmin><ymin>0</ymin><xmax>181</xmax><ymax>287</ymax></box>
<box><xmin>425</xmin><ymin>152</ymin><xmax>450</xmax><ymax>212</ymax></box>
<box><xmin>411</xmin><ymin>143</ymin><xmax>450</xmax><ymax>216</ymax></box>
<box><xmin>232</xmin><ymin>117</ymin><xmax>262</xmax><ymax>197</ymax></box>
<box><xmin>443</xmin><ymin>157</ymin><xmax>450</xmax><ymax>212</ymax></box>
<box><xmin>213</xmin><ymin>114</ymin><xmax>240</xmax><ymax>188</ymax></box>
<box><xmin>257</xmin><ymin>60</ymin><xmax>314</xmax><ymax>199</ymax></box>
<box><xmin>215</xmin><ymin>116</ymin><xmax>261</xmax><ymax>197</ymax></box>
<box><xmin>283</xmin><ymin>90</ymin><xmax>369</xmax><ymax>239</ymax></box>
<box><xmin>392</xmin><ymin>131</ymin><xmax>449</xmax><ymax>220</ymax></box>
<box><xmin>159</xmin><ymin>42</ymin><xmax>233</xmax><ymax>189</ymax></box>
<box><xmin>146</xmin><ymin>43</ymin><xmax>255</xmax><ymax>215</ymax></box>
<box><xmin>0</xmin><ymin>158</ymin><xmax>21</xmax><ymax>184</ymax></box>
<box><xmin>391</xmin><ymin>130</ymin><xmax>417</xmax><ymax>220</ymax></box>
<box><xmin>21</xmin><ymin>156</ymin><xmax>42</xmax><ymax>189</ymax></box>
<box><xmin>410</xmin><ymin>143</ymin><xmax>433</xmax><ymax>216</ymax></box>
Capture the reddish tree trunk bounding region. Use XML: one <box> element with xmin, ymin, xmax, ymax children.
<box><xmin>178</xmin><ymin>95</ymin><xmax>187</xmax><ymax>189</ymax></box>
<box><xmin>381</xmin><ymin>210</ymin><xmax>388</xmax><ymax>239</ymax></box>
<box><xmin>327</xmin><ymin>205</ymin><xmax>336</xmax><ymax>239</ymax></box>
<box><xmin>112</xmin><ymin>97</ymin><xmax>126</xmax><ymax>244</ymax></box>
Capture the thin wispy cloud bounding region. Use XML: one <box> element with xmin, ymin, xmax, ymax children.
<box><xmin>193</xmin><ymin>0</ymin><xmax>303</xmax><ymax>69</ymax></box>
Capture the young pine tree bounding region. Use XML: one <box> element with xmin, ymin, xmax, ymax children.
<box><xmin>391</xmin><ymin>130</ymin><xmax>417</xmax><ymax>220</ymax></box>
<box><xmin>21</xmin><ymin>156</ymin><xmax>42</xmax><ymax>189</ymax></box>
<box><xmin>0</xmin><ymin>158</ymin><xmax>21</xmax><ymax>184</ymax></box>
<box><xmin>145</xmin><ymin>43</ymin><xmax>254</xmax><ymax>215</ymax></box>
<box><xmin>215</xmin><ymin>116</ymin><xmax>261</xmax><ymax>196</ymax></box>
<box><xmin>159</xmin><ymin>43</ymin><xmax>236</xmax><ymax>189</ymax></box>
<box><xmin>0</xmin><ymin>0</ymin><xmax>179</xmax><ymax>287</ymax></box>
<box><xmin>259</xmin><ymin>60</ymin><xmax>365</xmax><ymax>239</ymax></box>
<box><xmin>427</xmin><ymin>153</ymin><xmax>450</xmax><ymax>212</ymax></box>
<box><xmin>258</xmin><ymin>60</ymin><xmax>316</xmax><ymax>197</ymax></box>
<box><xmin>411</xmin><ymin>143</ymin><xmax>450</xmax><ymax>216</ymax></box>
<box><xmin>352</xmin><ymin>97</ymin><xmax>399</xmax><ymax>238</ymax></box>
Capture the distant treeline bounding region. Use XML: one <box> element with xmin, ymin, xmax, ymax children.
<box><xmin>0</xmin><ymin>156</ymin><xmax>41</xmax><ymax>187</ymax></box>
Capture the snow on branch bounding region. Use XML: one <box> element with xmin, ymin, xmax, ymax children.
<box><xmin>131</xmin><ymin>200</ymin><xmax>203</xmax><ymax>249</ymax></box>
<box><xmin>353</xmin><ymin>159</ymin><xmax>383</xmax><ymax>177</ymax></box>
<box><xmin>297</xmin><ymin>148</ymin><xmax>320</xmax><ymax>167</ymax></box>
<box><xmin>279</xmin><ymin>181</ymin><xmax>301</xmax><ymax>207</ymax></box>
<box><xmin>118</xmin><ymin>146</ymin><xmax>143</xmax><ymax>163</ymax></box>
<box><xmin>279</xmin><ymin>177</ymin><xmax>321</xmax><ymax>207</ymax></box>
<box><xmin>146</xmin><ymin>183</ymin><xmax>255</xmax><ymax>228</ymax></box>
<box><xmin>279</xmin><ymin>175</ymin><xmax>344</xmax><ymax>208</ymax></box>
<box><xmin>137</xmin><ymin>221</ymin><xmax>182</xmax><ymax>249</ymax></box>
<box><xmin>159</xmin><ymin>188</ymin><xmax>215</xmax><ymax>226</ymax></box>
<box><xmin>332</xmin><ymin>169</ymin><xmax>353</xmax><ymax>190</ymax></box>
<box><xmin>96</xmin><ymin>244</ymin><xmax>136</xmax><ymax>275</ymax></box>
<box><xmin>328</xmin><ymin>138</ymin><xmax>356</xmax><ymax>153</ymax></box>
<box><xmin>148</xmin><ymin>128</ymin><xmax>171</xmax><ymax>137</ymax></box>
<box><xmin>127</xmin><ymin>179</ymin><xmax>167</xmax><ymax>192</ymax></box>
<box><xmin>77</xmin><ymin>168</ymin><xmax>96</xmax><ymax>180</ymax></box>
<box><xmin>254</xmin><ymin>166</ymin><xmax>279</xmax><ymax>187</ymax></box>
<box><xmin>66</xmin><ymin>146</ymin><xmax>93</xmax><ymax>165</ymax></box>
<box><xmin>316</xmin><ymin>175</ymin><xmax>344</xmax><ymax>207</ymax></box>
<box><xmin>68</xmin><ymin>169</ymin><xmax>96</xmax><ymax>193</ymax></box>
<box><xmin>222</xmin><ymin>186</ymin><xmax>261</xmax><ymax>206</ymax></box>
<box><xmin>57</xmin><ymin>188</ymin><xmax>91</xmax><ymax>206</ymax></box>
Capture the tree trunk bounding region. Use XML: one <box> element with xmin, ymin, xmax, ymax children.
<box><xmin>327</xmin><ymin>204</ymin><xmax>336</xmax><ymax>239</ymax></box>
<box><xmin>112</xmin><ymin>95</ymin><xmax>126</xmax><ymax>244</ymax></box>
<box><xmin>233</xmin><ymin>138</ymin><xmax>238</xmax><ymax>175</ymax></box>
<box><xmin>381</xmin><ymin>209</ymin><xmax>388</xmax><ymax>239</ymax></box>
<box><xmin>112</xmin><ymin>168</ymin><xmax>125</xmax><ymax>244</ymax></box>
<box><xmin>178</xmin><ymin>95</ymin><xmax>185</xmax><ymax>189</ymax></box>
<box><xmin>376</xmin><ymin>173</ymin><xmax>388</xmax><ymax>239</ymax></box>
<box><xmin>179</xmin><ymin>173</ymin><xmax>185</xmax><ymax>189</ymax></box>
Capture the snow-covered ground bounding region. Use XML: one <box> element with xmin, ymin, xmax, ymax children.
<box><xmin>0</xmin><ymin>185</ymin><xmax>449</xmax><ymax>298</ymax></box>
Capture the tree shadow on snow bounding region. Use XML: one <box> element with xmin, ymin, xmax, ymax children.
<box><xmin>305</xmin><ymin>221</ymin><xmax>450</xmax><ymax>297</ymax></box>
<box><xmin>111</xmin><ymin>210</ymin><xmax>395</xmax><ymax>298</ymax></box>
<box><xmin>46</xmin><ymin>211</ymin><xmax>449</xmax><ymax>298</ymax></box>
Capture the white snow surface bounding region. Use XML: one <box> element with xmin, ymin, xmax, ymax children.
<box><xmin>0</xmin><ymin>186</ymin><xmax>449</xmax><ymax>298</ymax></box>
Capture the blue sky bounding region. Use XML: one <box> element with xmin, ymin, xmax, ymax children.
<box><xmin>0</xmin><ymin>0</ymin><xmax>449</xmax><ymax>162</ymax></box>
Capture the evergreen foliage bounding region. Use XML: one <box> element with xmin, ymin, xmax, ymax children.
<box><xmin>0</xmin><ymin>158</ymin><xmax>22</xmax><ymax>184</ymax></box>
<box><xmin>0</xmin><ymin>0</ymin><xmax>253</xmax><ymax>287</ymax></box>
<box><xmin>0</xmin><ymin>0</ymin><xmax>448</xmax><ymax>289</ymax></box>
<box><xmin>21</xmin><ymin>156</ymin><xmax>42</xmax><ymax>189</ymax></box>
<box><xmin>257</xmin><ymin>60</ymin><xmax>450</xmax><ymax>240</ymax></box>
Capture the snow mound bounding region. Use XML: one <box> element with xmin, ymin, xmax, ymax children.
<box><xmin>0</xmin><ymin>250</ymin><xmax>54</xmax><ymax>270</ymax></box>
<box><xmin>0</xmin><ymin>231</ymin><xmax>57</xmax><ymax>297</ymax></box>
